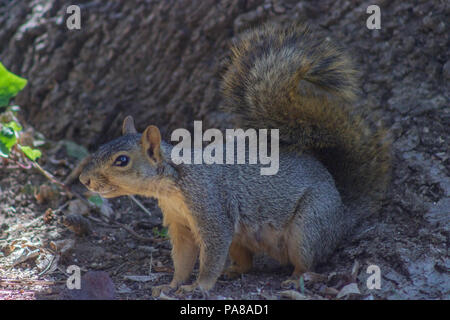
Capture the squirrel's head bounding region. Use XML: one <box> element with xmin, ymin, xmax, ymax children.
<box><xmin>79</xmin><ymin>116</ymin><xmax>176</xmax><ymax>198</ymax></box>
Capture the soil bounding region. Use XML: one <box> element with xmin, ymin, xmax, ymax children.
<box><xmin>0</xmin><ymin>0</ymin><xmax>449</xmax><ymax>300</ymax></box>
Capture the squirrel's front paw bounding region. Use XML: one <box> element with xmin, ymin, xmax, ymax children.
<box><xmin>175</xmin><ymin>283</ymin><xmax>196</xmax><ymax>294</ymax></box>
<box><xmin>152</xmin><ymin>284</ymin><xmax>176</xmax><ymax>297</ymax></box>
<box><xmin>281</xmin><ymin>278</ymin><xmax>301</xmax><ymax>289</ymax></box>
<box><xmin>175</xmin><ymin>283</ymin><xmax>209</xmax><ymax>299</ymax></box>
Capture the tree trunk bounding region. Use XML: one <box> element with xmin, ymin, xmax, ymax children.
<box><xmin>0</xmin><ymin>0</ymin><xmax>446</xmax><ymax>151</ymax></box>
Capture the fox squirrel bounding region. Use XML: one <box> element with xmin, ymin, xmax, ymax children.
<box><xmin>79</xmin><ymin>23</ymin><xmax>390</xmax><ymax>296</ymax></box>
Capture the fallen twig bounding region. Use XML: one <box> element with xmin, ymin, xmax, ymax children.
<box><xmin>0</xmin><ymin>278</ymin><xmax>65</xmax><ymax>286</ymax></box>
<box><xmin>113</xmin><ymin>221</ymin><xmax>159</xmax><ymax>244</ymax></box>
<box><xmin>31</xmin><ymin>160</ymin><xmax>96</xmax><ymax>211</ymax></box>
<box><xmin>63</xmin><ymin>155</ymin><xmax>91</xmax><ymax>185</ymax></box>
<box><xmin>129</xmin><ymin>195</ymin><xmax>152</xmax><ymax>217</ymax></box>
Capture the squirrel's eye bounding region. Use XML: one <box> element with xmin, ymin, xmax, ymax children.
<box><xmin>113</xmin><ymin>155</ymin><xmax>129</xmax><ymax>167</ymax></box>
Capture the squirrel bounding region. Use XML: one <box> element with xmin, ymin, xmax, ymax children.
<box><xmin>79</xmin><ymin>23</ymin><xmax>390</xmax><ymax>296</ymax></box>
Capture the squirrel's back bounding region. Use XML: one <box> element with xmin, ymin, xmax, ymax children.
<box><xmin>222</xmin><ymin>22</ymin><xmax>391</xmax><ymax>216</ymax></box>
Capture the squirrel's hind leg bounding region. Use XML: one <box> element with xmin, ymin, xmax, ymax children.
<box><xmin>280</xmin><ymin>207</ymin><xmax>313</xmax><ymax>288</ymax></box>
<box><xmin>281</xmin><ymin>191</ymin><xmax>344</xmax><ymax>288</ymax></box>
<box><xmin>222</xmin><ymin>241</ymin><xmax>254</xmax><ymax>279</ymax></box>
<box><xmin>280</xmin><ymin>239</ymin><xmax>309</xmax><ymax>289</ymax></box>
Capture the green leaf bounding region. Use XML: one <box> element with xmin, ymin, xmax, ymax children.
<box><xmin>63</xmin><ymin>140</ymin><xmax>89</xmax><ymax>160</ymax></box>
<box><xmin>152</xmin><ymin>227</ymin><xmax>169</xmax><ymax>239</ymax></box>
<box><xmin>5</xmin><ymin>120</ymin><xmax>22</xmax><ymax>134</ymax></box>
<box><xmin>1</xmin><ymin>126</ymin><xmax>14</xmax><ymax>138</ymax></box>
<box><xmin>0</xmin><ymin>141</ymin><xmax>9</xmax><ymax>158</ymax></box>
<box><xmin>0</xmin><ymin>126</ymin><xmax>16</xmax><ymax>151</ymax></box>
<box><xmin>0</xmin><ymin>62</ymin><xmax>27</xmax><ymax>107</ymax></box>
<box><xmin>88</xmin><ymin>195</ymin><xmax>104</xmax><ymax>207</ymax></box>
<box><xmin>19</xmin><ymin>145</ymin><xmax>42</xmax><ymax>161</ymax></box>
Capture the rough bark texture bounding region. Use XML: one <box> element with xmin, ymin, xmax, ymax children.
<box><xmin>0</xmin><ymin>0</ymin><xmax>448</xmax><ymax>299</ymax></box>
<box><xmin>1</xmin><ymin>1</ymin><xmax>448</xmax><ymax>147</ymax></box>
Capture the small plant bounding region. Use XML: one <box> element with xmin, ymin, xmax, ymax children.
<box><xmin>0</xmin><ymin>62</ymin><xmax>71</xmax><ymax>197</ymax></box>
<box><xmin>0</xmin><ymin>62</ymin><xmax>42</xmax><ymax>165</ymax></box>
<box><xmin>152</xmin><ymin>226</ymin><xmax>169</xmax><ymax>239</ymax></box>
<box><xmin>88</xmin><ymin>194</ymin><xmax>104</xmax><ymax>207</ymax></box>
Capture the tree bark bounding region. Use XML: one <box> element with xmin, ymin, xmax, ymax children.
<box><xmin>0</xmin><ymin>0</ymin><xmax>447</xmax><ymax>151</ymax></box>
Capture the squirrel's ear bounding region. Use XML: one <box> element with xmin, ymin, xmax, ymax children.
<box><xmin>122</xmin><ymin>116</ymin><xmax>137</xmax><ymax>135</ymax></box>
<box><xmin>141</xmin><ymin>125</ymin><xmax>161</xmax><ymax>163</ymax></box>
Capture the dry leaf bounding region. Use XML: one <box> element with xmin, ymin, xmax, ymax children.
<box><xmin>323</xmin><ymin>286</ymin><xmax>339</xmax><ymax>296</ymax></box>
<box><xmin>36</xmin><ymin>253</ymin><xmax>58</xmax><ymax>275</ymax></box>
<box><xmin>123</xmin><ymin>274</ymin><xmax>162</xmax><ymax>282</ymax></box>
<box><xmin>68</xmin><ymin>199</ymin><xmax>90</xmax><ymax>216</ymax></box>
<box><xmin>62</xmin><ymin>213</ymin><xmax>92</xmax><ymax>236</ymax></box>
<box><xmin>159</xmin><ymin>292</ymin><xmax>176</xmax><ymax>300</ymax></box>
<box><xmin>152</xmin><ymin>265</ymin><xmax>174</xmax><ymax>273</ymax></box>
<box><xmin>279</xmin><ymin>290</ymin><xmax>309</xmax><ymax>300</ymax></box>
<box><xmin>336</xmin><ymin>283</ymin><xmax>361</xmax><ymax>299</ymax></box>
<box><xmin>12</xmin><ymin>248</ymin><xmax>40</xmax><ymax>267</ymax></box>
<box><xmin>43</xmin><ymin>208</ymin><xmax>54</xmax><ymax>224</ymax></box>
<box><xmin>351</xmin><ymin>260</ymin><xmax>360</xmax><ymax>282</ymax></box>
<box><xmin>303</xmin><ymin>272</ymin><xmax>327</xmax><ymax>283</ymax></box>
<box><xmin>50</xmin><ymin>239</ymin><xmax>75</xmax><ymax>256</ymax></box>
<box><xmin>34</xmin><ymin>185</ymin><xmax>57</xmax><ymax>204</ymax></box>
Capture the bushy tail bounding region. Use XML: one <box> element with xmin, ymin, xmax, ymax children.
<box><xmin>221</xmin><ymin>23</ymin><xmax>390</xmax><ymax>212</ymax></box>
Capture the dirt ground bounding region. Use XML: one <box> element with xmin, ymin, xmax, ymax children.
<box><xmin>0</xmin><ymin>126</ymin><xmax>448</xmax><ymax>300</ymax></box>
<box><xmin>0</xmin><ymin>0</ymin><xmax>449</xmax><ymax>300</ymax></box>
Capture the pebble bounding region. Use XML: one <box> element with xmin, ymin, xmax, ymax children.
<box><xmin>59</xmin><ymin>271</ymin><xmax>116</xmax><ymax>300</ymax></box>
